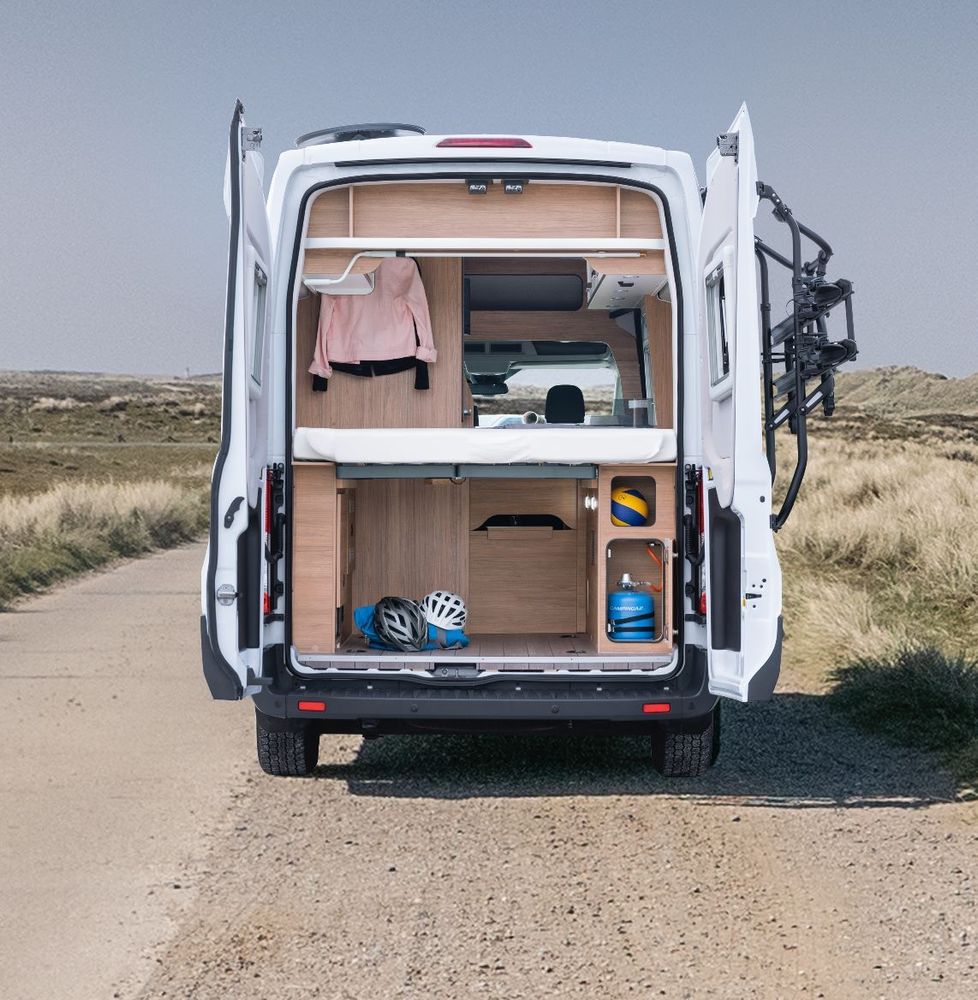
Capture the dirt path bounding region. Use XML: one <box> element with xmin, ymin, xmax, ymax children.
<box><xmin>0</xmin><ymin>545</ymin><xmax>252</xmax><ymax>1000</ymax></box>
<box><xmin>2</xmin><ymin>546</ymin><xmax>976</xmax><ymax>999</ymax></box>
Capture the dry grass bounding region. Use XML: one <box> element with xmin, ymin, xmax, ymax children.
<box><xmin>0</xmin><ymin>480</ymin><xmax>208</xmax><ymax>608</ymax></box>
<box><xmin>776</xmin><ymin>427</ymin><xmax>978</xmax><ymax>686</ymax></box>
<box><xmin>0</xmin><ymin>374</ymin><xmax>218</xmax><ymax>606</ymax></box>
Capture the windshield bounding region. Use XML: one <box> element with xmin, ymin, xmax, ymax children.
<box><xmin>474</xmin><ymin>361</ymin><xmax>621</xmax><ymax>427</ymax></box>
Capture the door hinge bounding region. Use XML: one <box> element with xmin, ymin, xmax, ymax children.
<box><xmin>717</xmin><ymin>132</ymin><xmax>739</xmax><ymax>161</ymax></box>
<box><xmin>241</xmin><ymin>126</ymin><xmax>263</xmax><ymax>153</ymax></box>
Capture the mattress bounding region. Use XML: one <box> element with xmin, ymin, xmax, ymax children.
<box><xmin>293</xmin><ymin>426</ymin><xmax>677</xmax><ymax>465</ymax></box>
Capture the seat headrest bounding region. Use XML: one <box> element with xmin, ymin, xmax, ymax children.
<box><xmin>545</xmin><ymin>384</ymin><xmax>585</xmax><ymax>424</ymax></box>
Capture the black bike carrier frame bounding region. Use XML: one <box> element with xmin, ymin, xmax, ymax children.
<box><xmin>755</xmin><ymin>183</ymin><xmax>858</xmax><ymax>530</ymax></box>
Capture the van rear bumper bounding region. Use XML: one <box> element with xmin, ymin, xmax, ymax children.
<box><xmin>253</xmin><ymin>645</ymin><xmax>715</xmax><ymax>732</ymax></box>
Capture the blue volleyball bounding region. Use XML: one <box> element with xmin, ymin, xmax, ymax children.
<box><xmin>610</xmin><ymin>488</ymin><xmax>649</xmax><ymax>527</ymax></box>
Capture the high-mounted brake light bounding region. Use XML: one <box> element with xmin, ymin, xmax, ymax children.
<box><xmin>437</xmin><ymin>137</ymin><xmax>532</xmax><ymax>148</ymax></box>
<box><xmin>642</xmin><ymin>703</ymin><xmax>671</xmax><ymax>714</ymax></box>
<box><xmin>297</xmin><ymin>700</ymin><xmax>327</xmax><ymax>713</ymax></box>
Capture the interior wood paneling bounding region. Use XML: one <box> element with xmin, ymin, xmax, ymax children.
<box><xmin>468</xmin><ymin>527</ymin><xmax>580</xmax><ymax>634</ymax></box>
<box><xmin>586</xmin><ymin>254</ymin><xmax>666</xmax><ymax>276</ymax></box>
<box><xmin>351</xmin><ymin>478</ymin><xmax>469</xmax><ymax>607</ymax></box>
<box><xmin>469</xmin><ymin>309</ymin><xmax>644</xmax><ymax>401</ymax></box>
<box><xmin>468</xmin><ymin>478</ymin><xmax>579</xmax><ymax>530</ymax></box>
<box><xmin>350</xmin><ymin>182</ymin><xmax>619</xmax><ymax>239</ymax></box>
<box><xmin>306</xmin><ymin>188</ymin><xmax>350</xmax><ymax>237</ymax></box>
<box><xmin>335</xmin><ymin>489</ymin><xmax>356</xmax><ymax>640</ymax></box>
<box><xmin>295</xmin><ymin>258</ymin><xmax>463</xmax><ymax>429</ymax></box>
<box><xmin>292</xmin><ymin>463</ymin><xmax>338</xmax><ymax>653</ymax></box>
<box><xmin>306</xmin><ymin>183</ymin><xmax>662</xmax><ymax>242</ymax></box>
<box><xmin>644</xmin><ymin>295</ymin><xmax>674</xmax><ymax>429</ymax></box>
<box><xmin>619</xmin><ymin>188</ymin><xmax>663</xmax><ymax>238</ymax></box>
<box><xmin>294</xmin><ymin>293</ymin><xmax>322</xmax><ymax>428</ymax></box>
<box><xmin>303</xmin><ymin>251</ymin><xmax>382</xmax><ymax>275</ymax></box>
<box><xmin>467</xmin><ymin>479</ymin><xmax>586</xmax><ymax>634</ymax></box>
<box><xmin>305</xmin><ymin>249</ymin><xmax>663</xmax><ymax>278</ymax></box>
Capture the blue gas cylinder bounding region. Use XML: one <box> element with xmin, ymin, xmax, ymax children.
<box><xmin>607</xmin><ymin>575</ymin><xmax>655</xmax><ymax>642</ymax></box>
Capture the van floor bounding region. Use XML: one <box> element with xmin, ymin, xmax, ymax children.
<box><xmin>312</xmin><ymin>633</ymin><xmax>671</xmax><ymax>672</ymax></box>
<box><xmin>340</xmin><ymin>633</ymin><xmax>597</xmax><ymax>657</ymax></box>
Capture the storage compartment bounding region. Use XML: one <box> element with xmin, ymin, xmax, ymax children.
<box><xmin>609</xmin><ymin>475</ymin><xmax>657</xmax><ymax>528</ymax></box>
<box><xmin>467</xmin><ymin>478</ymin><xmax>585</xmax><ymax>634</ymax></box>
<box><xmin>290</xmin><ymin>464</ymin><xmax>677</xmax><ymax>668</ymax></box>
<box><xmin>592</xmin><ymin>464</ymin><xmax>677</xmax><ymax>655</ymax></box>
<box><xmin>605</xmin><ymin>539</ymin><xmax>669</xmax><ymax>643</ymax></box>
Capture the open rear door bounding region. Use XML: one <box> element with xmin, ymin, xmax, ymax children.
<box><xmin>697</xmin><ymin>105</ymin><xmax>783</xmax><ymax>702</ymax></box>
<box><xmin>201</xmin><ymin>101</ymin><xmax>272</xmax><ymax>700</ymax></box>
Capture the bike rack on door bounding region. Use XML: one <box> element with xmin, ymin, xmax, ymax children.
<box><xmin>755</xmin><ymin>183</ymin><xmax>858</xmax><ymax>530</ymax></box>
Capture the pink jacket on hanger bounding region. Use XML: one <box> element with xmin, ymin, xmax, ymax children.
<box><xmin>308</xmin><ymin>258</ymin><xmax>437</xmax><ymax>379</ymax></box>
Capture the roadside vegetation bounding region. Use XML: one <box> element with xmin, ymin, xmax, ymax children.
<box><xmin>776</xmin><ymin>409</ymin><xmax>978</xmax><ymax>682</ymax></box>
<box><xmin>0</xmin><ymin>481</ymin><xmax>208</xmax><ymax>608</ymax></box>
<box><xmin>0</xmin><ymin>372</ymin><xmax>217</xmax><ymax>607</ymax></box>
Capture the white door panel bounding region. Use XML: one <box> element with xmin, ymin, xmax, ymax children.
<box><xmin>697</xmin><ymin>105</ymin><xmax>782</xmax><ymax>702</ymax></box>
<box><xmin>203</xmin><ymin>102</ymin><xmax>272</xmax><ymax>696</ymax></box>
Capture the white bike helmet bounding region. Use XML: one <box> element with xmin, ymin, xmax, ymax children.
<box><xmin>374</xmin><ymin>596</ymin><xmax>428</xmax><ymax>652</ymax></box>
<box><xmin>421</xmin><ymin>591</ymin><xmax>468</xmax><ymax>630</ymax></box>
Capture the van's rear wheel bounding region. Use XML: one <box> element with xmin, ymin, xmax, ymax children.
<box><xmin>256</xmin><ymin>713</ymin><xmax>319</xmax><ymax>777</ymax></box>
<box><xmin>650</xmin><ymin>703</ymin><xmax>720</xmax><ymax>777</ymax></box>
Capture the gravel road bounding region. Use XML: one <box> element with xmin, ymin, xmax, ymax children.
<box><xmin>1</xmin><ymin>545</ymin><xmax>976</xmax><ymax>999</ymax></box>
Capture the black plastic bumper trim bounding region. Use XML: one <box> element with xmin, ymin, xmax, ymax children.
<box><xmin>746</xmin><ymin>616</ymin><xmax>783</xmax><ymax>702</ymax></box>
<box><xmin>200</xmin><ymin>615</ymin><xmax>243</xmax><ymax>701</ymax></box>
<box><xmin>254</xmin><ymin>646</ymin><xmax>715</xmax><ymax>727</ymax></box>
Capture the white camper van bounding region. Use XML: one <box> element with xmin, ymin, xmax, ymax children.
<box><xmin>201</xmin><ymin>103</ymin><xmax>856</xmax><ymax>777</ymax></box>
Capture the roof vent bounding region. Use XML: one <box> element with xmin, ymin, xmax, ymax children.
<box><xmin>295</xmin><ymin>123</ymin><xmax>426</xmax><ymax>148</ymax></box>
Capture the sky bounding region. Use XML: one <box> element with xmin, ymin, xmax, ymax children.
<box><xmin>1</xmin><ymin>0</ymin><xmax>976</xmax><ymax>377</ymax></box>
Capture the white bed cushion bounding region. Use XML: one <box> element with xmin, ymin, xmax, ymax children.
<box><xmin>293</xmin><ymin>426</ymin><xmax>677</xmax><ymax>465</ymax></box>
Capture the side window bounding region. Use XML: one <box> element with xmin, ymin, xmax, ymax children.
<box><xmin>705</xmin><ymin>264</ymin><xmax>729</xmax><ymax>386</ymax></box>
<box><xmin>251</xmin><ymin>263</ymin><xmax>267</xmax><ymax>386</ymax></box>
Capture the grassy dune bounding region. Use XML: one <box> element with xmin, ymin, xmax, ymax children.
<box><xmin>776</xmin><ymin>424</ymin><xmax>978</xmax><ymax>682</ymax></box>
<box><xmin>0</xmin><ymin>481</ymin><xmax>208</xmax><ymax>608</ymax></box>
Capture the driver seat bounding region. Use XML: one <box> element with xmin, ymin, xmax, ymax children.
<box><xmin>545</xmin><ymin>384</ymin><xmax>585</xmax><ymax>424</ymax></box>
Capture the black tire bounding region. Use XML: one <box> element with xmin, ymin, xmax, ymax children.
<box><xmin>256</xmin><ymin>716</ymin><xmax>319</xmax><ymax>777</ymax></box>
<box><xmin>650</xmin><ymin>703</ymin><xmax>720</xmax><ymax>777</ymax></box>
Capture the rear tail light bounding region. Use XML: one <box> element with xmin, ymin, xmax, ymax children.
<box><xmin>264</xmin><ymin>468</ymin><xmax>272</xmax><ymax>533</ymax></box>
<box><xmin>642</xmin><ymin>703</ymin><xmax>671</xmax><ymax>714</ymax></box>
<box><xmin>436</xmin><ymin>137</ymin><xmax>532</xmax><ymax>148</ymax></box>
<box><xmin>297</xmin><ymin>700</ymin><xmax>327</xmax><ymax>713</ymax></box>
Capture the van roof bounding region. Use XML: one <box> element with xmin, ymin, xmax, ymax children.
<box><xmin>277</xmin><ymin>133</ymin><xmax>684</xmax><ymax>171</ymax></box>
